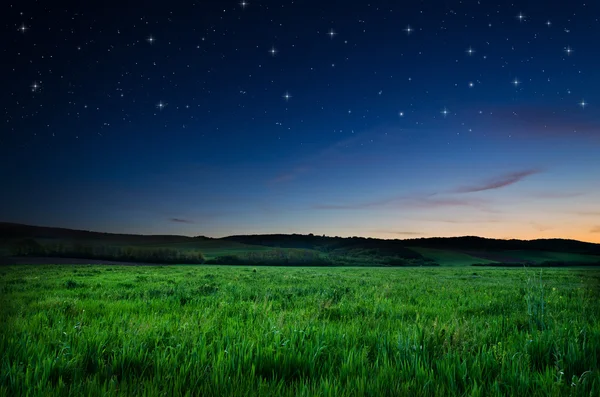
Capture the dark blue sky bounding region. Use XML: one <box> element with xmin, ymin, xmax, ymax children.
<box><xmin>2</xmin><ymin>0</ymin><xmax>600</xmax><ymax>241</ymax></box>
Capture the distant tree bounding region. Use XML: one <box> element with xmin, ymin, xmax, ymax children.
<box><xmin>10</xmin><ymin>239</ymin><xmax>45</xmax><ymax>256</ymax></box>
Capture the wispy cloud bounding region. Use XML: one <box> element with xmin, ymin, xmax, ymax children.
<box><xmin>412</xmin><ymin>197</ymin><xmax>492</xmax><ymax>209</ymax></box>
<box><xmin>170</xmin><ymin>218</ymin><xmax>195</xmax><ymax>224</ymax></box>
<box><xmin>408</xmin><ymin>217</ymin><xmax>502</xmax><ymax>224</ymax></box>
<box><xmin>270</xmin><ymin>166</ymin><xmax>312</xmax><ymax>184</ymax></box>
<box><xmin>591</xmin><ymin>226</ymin><xmax>600</xmax><ymax>234</ymax></box>
<box><xmin>529</xmin><ymin>192</ymin><xmax>585</xmax><ymax>199</ymax></box>
<box><xmin>312</xmin><ymin>196</ymin><xmax>403</xmax><ymax>210</ymax></box>
<box><xmin>311</xmin><ymin>169</ymin><xmax>540</xmax><ymax>212</ymax></box>
<box><xmin>377</xmin><ymin>231</ymin><xmax>425</xmax><ymax>236</ymax></box>
<box><xmin>313</xmin><ymin>194</ymin><xmax>492</xmax><ymax>211</ymax></box>
<box><xmin>268</xmin><ymin>129</ymin><xmax>393</xmax><ymax>184</ymax></box>
<box><xmin>485</xmin><ymin>105</ymin><xmax>600</xmax><ymax>141</ymax></box>
<box><xmin>531</xmin><ymin>222</ymin><xmax>553</xmax><ymax>232</ymax></box>
<box><xmin>452</xmin><ymin>169</ymin><xmax>541</xmax><ymax>193</ymax></box>
<box><xmin>575</xmin><ymin>211</ymin><xmax>600</xmax><ymax>216</ymax></box>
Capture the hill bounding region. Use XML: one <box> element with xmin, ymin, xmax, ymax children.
<box><xmin>1</xmin><ymin>222</ymin><xmax>600</xmax><ymax>266</ymax></box>
<box><xmin>402</xmin><ymin>236</ymin><xmax>600</xmax><ymax>256</ymax></box>
<box><xmin>222</xmin><ymin>234</ymin><xmax>423</xmax><ymax>259</ymax></box>
<box><xmin>0</xmin><ymin>222</ymin><xmax>198</xmax><ymax>243</ymax></box>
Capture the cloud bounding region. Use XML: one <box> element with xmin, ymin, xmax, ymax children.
<box><xmin>311</xmin><ymin>168</ymin><xmax>542</xmax><ymax>213</ymax></box>
<box><xmin>529</xmin><ymin>192</ymin><xmax>585</xmax><ymax>199</ymax></box>
<box><xmin>270</xmin><ymin>166</ymin><xmax>312</xmax><ymax>184</ymax></box>
<box><xmin>170</xmin><ymin>218</ymin><xmax>195</xmax><ymax>224</ymax></box>
<box><xmin>408</xmin><ymin>217</ymin><xmax>502</xmax><ymax>224</ymax></box>
<box><xmin>452</xmin><ymin>169</ymin><xmax>541</xmax><ymax>193</ymax></box>
<box><xmin>268</xmin><ymin>129</ymin><xmax>395</xmax><ymax>184</ymax></box>
<box><xmin>310</xmin><ymin>168</ymin><xmax>545</xmax><ymax>213</ymax></box>
<box><xmin>531</xmin><ymin>222</ymin><xmax>553</xmax><ymax>232</ymax></box>
<box><xmin>575</xmin><ymin>211</ymin><xmax>600</xmax><ymax>216</ymax></box>
<box><xmin>312</xmin><ymin>196</ymin><xmax>402</xmax><ymax>210</ymax></box>
<box><xmin>378</xmin><ymin>231</ymin><xmax>425</xmax><ymax>236</ymax></box>
<box><xmin>411</xmin><ymin>197</ymin><xmax>492</xmax><ymax>209</ymax></box>
<box><xmin>591</xmin><ymin>226</ymin><xmax>600</xmax><ymax>234</ymax></box>
<box><xmin>313</xmin><ymin>194</ymin><xmax>492</xmax><ymax>211</ymax></box>
<box><xmin>484</xmin><ymin>105</ymin><xmax>600</xmax><ymax>141</ymax></box>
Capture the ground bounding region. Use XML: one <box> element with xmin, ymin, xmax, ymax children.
<box><xmin>1</xmin><ymin>264</ymin><xmax>599</xmax><ymax>396</ymax></box>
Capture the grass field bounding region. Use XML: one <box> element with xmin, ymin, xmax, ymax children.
<box><xmin>1</xmin><ymin>265</ymin><xmax>599</xmax><ymax>396</ymax></box>
<box><xmin>407</xmin><ymin>247</ymin><xmax>499</xmax><ymax>266</ymax></box>
<box><xmin>487</xmin><ymin>250</ymin><xmax>600</xmax><ymax>264</ymax></box>
<box><xmin>408</xmin><ymin>247</ymin><xmax>600</xmax><ymax>266</ymax></box>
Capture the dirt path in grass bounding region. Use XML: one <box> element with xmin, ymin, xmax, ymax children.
<box><xmin>0</xmin><ymin>256</ymin><xmax>168</xmax><ymax>266</ymax></box>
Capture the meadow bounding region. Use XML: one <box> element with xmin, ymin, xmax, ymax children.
<box><xmin>1</xmin><ymin>265</ymin><xmax>599</xmax><ymax>396</ymax></box>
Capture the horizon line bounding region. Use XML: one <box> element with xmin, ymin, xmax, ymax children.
<box><xmin>1</xmin><ymin>221</ymin><xmax>598</xmax><ymax>245</ymax></box>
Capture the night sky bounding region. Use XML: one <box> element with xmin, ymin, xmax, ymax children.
<box><xmin>2</xmin><ymin>0</ymin><xmax>600</xmax><ymax>242</ymax></box>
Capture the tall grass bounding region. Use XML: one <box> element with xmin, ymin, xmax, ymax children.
<box><xmin>525</xmin><ymin>269</ymin><xmax>546</xmax><ymax>331</ymax></box>
<box><xmin>1</xmin><ymin>265</ymin><xmax>599</xmax><ymax>396</ymax></box>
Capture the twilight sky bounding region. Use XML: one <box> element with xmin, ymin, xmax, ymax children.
<box><xmin>2</xmin><ymin>0</ymin><xmax>600</xmax><ymax>242</ymax></box>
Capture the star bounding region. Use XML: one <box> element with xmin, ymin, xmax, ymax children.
<box><xmin>328</xmin><ymin>29</ymin><xmax>337</xmax><ymax>39</ymax></box>
<box><xmin>404</xmin><ymin>25</ymin><xmax>413</xmax><ymax>35</ymax></box>
<box><xmin>147</xmin><ymin>35</ymin><xmax>155</xmax><ymax>44</ymax></box>
<box><xmin>468</xmin><ymin>82</ymin><xmax>474</xmax><ymax>88</ymax></box>
<box><xmin>512</xmin><ymin>78</ymin><xmax>520</xmax><ymax>87</ymax></box>
<box><xmin>579</xmin><ymin>99</ymin><xmax>587</xmax><ymax>109</ymax></box>
<box><xmin>517</xmin><ymin>13</ymin><xmax>526</xmax><ymax>22</ymax></box>
<box><xmin>282</xmin><ymin>92</ymin><xmax>292</xmax><ymax>101</ymax></box>
<box><xmin>399</xmin><ymin>111</ymin><xmax>404</xmax><ymax>117</ymax></box>
<box><xmin>441</xmin><ymin>108</ymin><xmax>450</xmax><ymax>117</ymax></box>
<box><xmin>466</xmin><ymin>47</ymin><xmax>475</xmax><ymax>56</ymax></box>
<box><xmin>156</xmin><ymin>101</ymin><xmax>166</xmax><ymax>110</ymax></box>
<box><xmin>239</xmin><ymin>1</ymin><xmax>248</xmax><ymax>8</ymax></box>
<box><xmin>564</xmin><ymin>46</ymin><xmax>573</xmax><ymax>56</ymax></box>
<box><xmin>18</xmin><ymin>24</ymin><xmax>28</xmax><ymax>33</ymax></box>
<box><xmin>269</xmin><ymin>46</ymin><xmax>277</xmax><ymax>56</ymax></box>
<box><xmin>546</xmin><ymin>20</ymin><xmax>552</xmax><ymax>27</ymax></box>
<box><xmin>30</xmin><ymin>81</ymin><xmax>40</xmax><ymax>92</ymax></box>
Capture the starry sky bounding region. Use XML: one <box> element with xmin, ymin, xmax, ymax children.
<box><xmin>2</xmin><ymin>0</ymin><xmax>600</xmax><ymax>242</ymax></box>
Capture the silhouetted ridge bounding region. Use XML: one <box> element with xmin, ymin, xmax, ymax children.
<box><xmin>0</xmin><ymin>222</ymin><xmax>193</xmax><ymax>243</ymax></box>
<box><xmin>2</xmin><ymin>223</ymin><xmax>599</xmax><ymax>258</ymax></box>
<box><xmin>403</xmin><ymin>236</ymin><xmax>600</xmax><ymax>255</ymax></box>
<box><xmin>222</xmin><ymin>233</ymin><xmax>423</xmax><ymax>259</ymax></box>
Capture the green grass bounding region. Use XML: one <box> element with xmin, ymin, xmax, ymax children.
<box><xmin>408</xmin><ymin>247</ymin><xmax>600</xmax><ymax>266</ymax></box>
<box><xmin>408</xmin><ymin>247</ymin><xmax>499</xmax><ymax>266</ymax></box>
<box><xmin>489</xmin><ymin>250</ymin><xmax>600</xmax><ymax>264</ymax></box>
<box><xmin>1</xmin><ymin>265</ymin><xmax>599</xmax><ymax>396</ymax></box>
